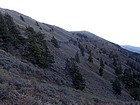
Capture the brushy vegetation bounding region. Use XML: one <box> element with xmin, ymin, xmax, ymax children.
<box><xmin>115</xmin><ymin>64</ymin><xmax>122</xmax><ymax>76</ymax></box>
<box><xmin>112</xmin><ymin>78</ymin><xmax>122</xmax><ymax>95</ymax></box>
<box><xmin>0</xmin><ymin>83</ymin><xmax>9</xmax><ymax>100</ymax></box>
<box><xmin>75</xmin><ymin>52</ymin><xmax>80</xmax><ymax>63</ymax></box>
<box><xmin>121</xmin><ymin>69</ymin><xmax>140</xmax><ymax>100</ymax></box>
<box><xmin>1</xmin><ymin>10</ymin><xmax>140</xmax><ymax>104</ymax></box>
<box><xmin>0</xmin><ymin>12</ymin><xmax>54</xmax><ymax>69</ymax></box>
<box><xmin>51</xmin><ymin>36</ymin><xmax>60</xmax><ymax>48</ymax></box>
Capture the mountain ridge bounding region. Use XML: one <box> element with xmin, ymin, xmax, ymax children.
<box><xmin>121</xmin><ymin>45</ymin><xmax>140</xmax><ymax>54</ymax></box>
<box><xmin>0</xmin><ymin>7</ymin><xmax>140</xmax><ymax>105</ymax></box>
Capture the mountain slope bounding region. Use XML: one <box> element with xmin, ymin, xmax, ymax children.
<box><xmin>0</xmin><ymin>7</ymin><xmax>140</xmax><ymax>105</ymax></box>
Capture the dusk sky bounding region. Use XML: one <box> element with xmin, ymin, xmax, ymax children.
<box><xmin>1</xmin><ymin>0</ymin><xmax>140</xmax><ymax>47</ymax></box>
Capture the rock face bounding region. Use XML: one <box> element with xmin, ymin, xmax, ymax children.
<box><xmin>0</xmin><ymin>7</ymin><xmax>140</xmax><ymax>105</ymax></box>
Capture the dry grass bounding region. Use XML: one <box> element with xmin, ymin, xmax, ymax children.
<box><xmin>0</xmin><ymin>7</ymin><xmax>140</xmax><ymax>104</ymax></box>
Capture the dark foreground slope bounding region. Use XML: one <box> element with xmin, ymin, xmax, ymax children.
<box><xmin>0</xmin><ymin>8</ymin><xmax>140</xmax><ymax>105</ymax></box>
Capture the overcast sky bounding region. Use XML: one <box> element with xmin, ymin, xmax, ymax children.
<box><xmin>1</xmin><ymin>0</ymin><xmax>140</xmax><ymax>47</ymax></box>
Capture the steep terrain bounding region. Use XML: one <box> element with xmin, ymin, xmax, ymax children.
<box><xmin>0</xmin><ymin>8</ymin><xmax>140</xmax><ymax>105</ymax></box>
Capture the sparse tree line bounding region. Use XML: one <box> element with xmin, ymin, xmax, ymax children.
<box><xmin>112</xmin><ymin>67</ymin><xmax>140</xmax><ymax>101</ymax></box>
<box><xmin>1</xmin><ymin>12</ymin><xmax>140</xmax><ymax>101</ymax></box>
<box><xmin>0</xmin><ymin>12</ymin><xmax>85</xmax><ymax>91</ymax></box>
<box><xmin>108</xmin><ymin>51</ymin><xmax>140</xmax><ymax>101</ymax></box>
<box><xmin>0</xmin><ymin>12</ymin><xmax>54</xmax><ymax>68</ymax></box>
<box><xmin>49</xmin><ymin>30</ymin><xmax>140</xmax><ymax>99</ymax></box>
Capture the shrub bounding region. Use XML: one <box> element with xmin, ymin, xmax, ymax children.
<box><xmin>88</xmin><ymin>50</ymin><xmax>93</xmax><ymax>62</ymax></box>
<box><xmin>20</xmin><ymin>15</ymin><xmax>25</xmax><ymax>22</ymax></box>
<box><xmin>26</xmin><ymin>26</ymin><xmax>35</xmax><ymax>35</ymax></box>
<box><xmin>112</xmin><ymin>78</ymin><xmax>122</xmax><ymax>95</ymax></box>
<box><xmin>130</xmin><ymin>88</ymin><xmax>140</xmax><ymax>101</ymax></box>
<box><xmin>75</xmin><ymin>52</ymin><xmax>80</xmax><ymax>63</ymax></box>
<box><xmin>99</xmin><ymin>58</ymin><xmax>104</xmax><ymax>76</ymax></box>
<box><xmin>100</xmin><ymin>58</ymin><xmax>105</xmax><ymax>69</ymax></box>
<box><xmin>0</xmin><ymin>83</ymin><xmax>9</xmax><ymax>100</ymax></box>
<box><xmin>99</xmin><ymin>67</ymin><xmax>103</xmax><ymax>76</ymax></box>
<box><xmin>115</xmin><ymin>64</ymin><xmax>122</xmax><ymax>76</ymax></box>
<box><xmin>36</xmin><ymin>21</ymin><xmax>40</xmax><ymax>27</ymax></box>
<box><xmin>51</xmin><ymin>36</ymin><xmax>60</xmax><ymax>48</ymax></box>
<box><xmin>113</xmin><ymin>58</ymin><xmax>117</xmax><ymax>67</ymax></box>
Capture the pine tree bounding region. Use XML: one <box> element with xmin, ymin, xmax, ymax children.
<box><xmin>88</xmin><ymin>50</ymin><xmax>93</xmax><ymax>62</ymax></box>
<box><xmin>65</xmin><ymin>58</ymin><xmax>85</xmax><ymax>91</ymax></box>
<box><xmin>71</xmin><ymin>64</ymin><xmax>85</xmax><ymax>91</ymax></box>
<box><xmin>75</xmin><ymin>52</ymin><xmax>80</xmax><ymax>63</ymax></box>
<box><xmin>26</xmin><ymin>27</ymin><xmax>54</xmax><ymax>68</ymax></box>
<box><xmin>0</xmin><ymin>12</ymin><xmax>8</xmax><ymax>48</ymax></box>
<box><xmin>112</xmin><ymin>78</ymin><xmax>122</xmax><ymax>95</ymax></box>
<box><xmin>0</xmin><ymin>12</ymin><xmax>7</xmax><ymax>35</ymax></box>
<box><xmin>99</xmin><ymin>58</ymin><xmax>104</xmax><ymax>76</ymax></box>
<box><xmin>0</xmin><ymin>13</ymin><xmax>24</xmax><ymax>50</ymax></box>
<box><xmin>4</xmin><ymin>14</ymin><xmax>20</xmax><ymax>35</ymax></box>
<box><xmin>99</xmin><ymin>67</ymin><xmax>103</xmax><ymax>76</ymax></box>
<box><xmin>100</xmin><ymin>58</ymin><xmax>105</xmax><ymax>69</ymax></box>
<box><xmin>123</xmin><ymin>69</ymin><xmax>140</xmax><ymax>89</ymax></box>
<box><xmin>115</xmin><ymin>64</ymin><xmax>122</xmax><ymax>76</ymax></box>
<box><xmin>4</xmin><ymin>14</ymin><xmax>23</xmax><ymax>46</ymax></box>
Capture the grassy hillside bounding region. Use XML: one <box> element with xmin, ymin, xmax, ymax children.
<box><xmin>0</xmin><ymin>8</ymin><xmax>140</xmax><ymax>105</ymax></box>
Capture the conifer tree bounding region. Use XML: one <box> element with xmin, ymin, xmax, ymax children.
<box><xmin>26</xmin><ymin>27</ymin><xmax>54</xmax><ymax>68</ymax></box>
<box><xmin>130</xmin><ymin>88</ymin><xmax>140</xmax><ymax>101</ymax></box>
<box><xmin>0</xmin><ymin>12</ymin><xmax>7</xmax><ymax>35</ymax></box>
<box><xmin>75</xmin><ymin>52</ymin><xmax>80</xmax><ymax>63</ymax></box>
<box><xmin>88</xmin><ymin>50</ymin><xmax>93</xmax><ymax>62</ymax></box>
<box><xmin>115</xmin><ymin>64</ymin><xmax>122</xmax><ymax>76</ymax></box>
<box><xmin>112</xmin><ymin>78</ymin><xmax>122</xmax><ymax>95</ymax></box>
<box><xmin>4</xmin><ymin>14</ymin><xmax>20</xmax><ymax>35</ymax></box>
<box><xmin>99</xmin><ymin>67</ymin><xmax>103</xmax><ymax>76</ymax></box>
<box><xmin>65</xmin><ymin>58</ymin><xmax>85</xmax><ymax>91</ymax></box>
<box><xmin>100</xmin><ymin>58</ymin><xmax>105</xmax><ymax>69</ymax></box>
<box><xmin>0</xmin><ymin>13</ymin><xmax>24</xmax><ymax>50</ymax></box>
<box><xmin>123</xmin><ymin>69</ymin><xmax>140</xmax><ymax>89</ymax></box>
<box><xmin>99</xmin><ymin>58</ymin><xmax>105</xmax><ymax>76</ymax></box>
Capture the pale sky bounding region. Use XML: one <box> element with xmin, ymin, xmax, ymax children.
<box><xmin>1</xmin><ymin>0</ymin><xmax>140</xmax><ymax>47</ymax></box>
